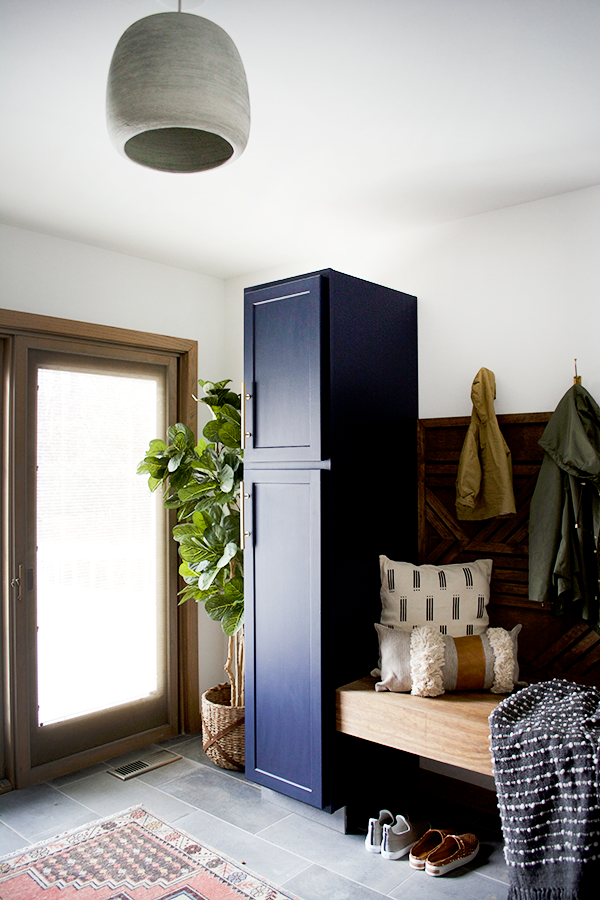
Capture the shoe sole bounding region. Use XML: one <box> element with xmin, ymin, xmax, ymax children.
<box><xmin>426</xmin><ymin>846</ymin><xmax>479</xmax><ymax>876</ymax></box>
<box><xmin>381</xmin><ymin>839</ymin><xmax>417</xmax><ymax>861</ymax></box>
<box><xmin>409</xmin><ymin>857</ymin><xmax>426</xmax><ymax>869</ymax></box>
<box><xmin>365</xmin><ymin>842</ymin><xmax>381</xmax><ymax>853</ymax></box>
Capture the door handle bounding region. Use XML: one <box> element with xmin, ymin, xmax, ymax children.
<box><xmin>239</xmin><ymin>482</ymin><xmax>250</xmax><ymax>550</ymax></box>
<box><xmin>11</xmin><ymin>565</ymin><xmax>24</xmax><ymax>602</ymax></box>
<box><xmin>241</xmin><ymin>381</ymin><xmax>252</xmax><ymax>450</ymax></box>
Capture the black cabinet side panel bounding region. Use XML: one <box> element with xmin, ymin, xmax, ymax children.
<box><xmin>326</xmin><ymin>271</ymin><xmax>419</xmax><ymax>692</ymax></box>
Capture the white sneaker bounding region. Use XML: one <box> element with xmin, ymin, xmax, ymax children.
<box><xmin>381</xmin><ymin>815</ymin><xmax>430</xmax><ymax>860</ymax></box>
<box><xmin>364</xmin><ymin>809</ymin><xmax>395</xmax><ymax>853</ymax></box>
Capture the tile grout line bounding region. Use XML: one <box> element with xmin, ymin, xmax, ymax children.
<box><xmin>475</xmin><ymin>869</ymin><xmax>510</xmax><ymax>887</ymax></box>
<box><xmin>46</xmin><ymin>780</ymin><xmax>191</xmax><ymax>831</ymax></box>
<box><xmin>0</xmin><ymin>822</ymin><xmax>33</xmax><ymax>852</ymax></box>
<box><xmin>252</xmin><ymin>815</ymin><xmax>416</xmax><ymax>899</ymax></box>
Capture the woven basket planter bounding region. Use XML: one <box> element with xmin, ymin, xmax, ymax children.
<box><xmin>201</xmin><ymin>682</ymin><xmax>245</xmax><ymax>771</ymax></box>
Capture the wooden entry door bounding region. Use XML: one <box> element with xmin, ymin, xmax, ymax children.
<box><xmin>1</xmin><ymin>311</ymin><xmax>200</xmax><ymax>789</ymax></box>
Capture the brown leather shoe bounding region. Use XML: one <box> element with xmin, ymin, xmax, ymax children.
<box><xmin>425</xmin><ymin>832</ymin><xmax>479</xmax><ymax>876</ymax></box>
<box><xmin>409</xmin><ymin>828</ymin><xmax>454</xmax><ymax>869</ymax></box>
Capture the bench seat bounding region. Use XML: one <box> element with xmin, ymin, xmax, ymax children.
<box><xmin>336</xmin><ymin>676</ymin><xmax>502</xmax><ymax>776</ymax></box>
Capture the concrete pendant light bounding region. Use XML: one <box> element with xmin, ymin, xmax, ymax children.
<box><xmin>106</xmin><ymin>7</ymin><xmax>250</xmax><ymax>173</ymax></box>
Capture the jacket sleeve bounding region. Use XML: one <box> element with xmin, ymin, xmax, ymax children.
<box><xmin>528</xmin><ymin>454</ymin><xmax>564</xmax><ymax>605</ymax></box>
<box><xmin>455</xmin><ymin>429</ymin><xmax>482</xmax><ymax>517</ymax></box>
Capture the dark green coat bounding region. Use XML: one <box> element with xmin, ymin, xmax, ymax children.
<box><xmin>529</xmin><ymin>384</ymin><xmax>600</xmax><ymax>634</ymax></box>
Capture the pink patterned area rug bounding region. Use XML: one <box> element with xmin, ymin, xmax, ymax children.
<box><xmin>0</xmin><ymin>806</ymin><xmax>299</xmax><ymax>900</ymax></box>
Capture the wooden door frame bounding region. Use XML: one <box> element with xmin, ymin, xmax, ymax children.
<box><xmin>0</xmin><ymin>309</ymin><xmax>201</xmax><ymax>788</ymax></box>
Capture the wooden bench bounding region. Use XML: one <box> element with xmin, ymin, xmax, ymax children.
<box><xmin>336</xmin><ymin>414</ymin><xmax>600</xmax><ymax>782</ymax></box>
<box><xmin>337</xmin><ymin>677</ymin><xmax>500</xmax><ymax>776</ymax></box>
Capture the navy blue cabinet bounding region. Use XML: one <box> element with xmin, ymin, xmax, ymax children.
<box><xmin>244</xmin><ymin>469</ymin><xmax>323</xmax><ymax>804</ymax></box>
<box><xmin>244</xmin><ymin>274</ymin><xmax>323</xmax><ymax>462</ymax></box>
<box><xmin>244</xmin><ymin>270</ymin><xmax>417</xmax><ymax>810</ymax></box>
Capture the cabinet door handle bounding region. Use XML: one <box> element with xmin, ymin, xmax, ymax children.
<box><xmin>241</xmin><ymin>381</ymin><xmax>246</xmax><ymax>449</ymax></box>
<box><xmin>240</xmin><ymin>483</ymin><xmax>250</xmax><ymax>550</ymax></box>
<box><xmin>241</xmin><ymin>381</ymin><xmax>252</xmax><ymax>450</ymax></box>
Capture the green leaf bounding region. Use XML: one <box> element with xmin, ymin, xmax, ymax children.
<box><xmin>168</xmin><ymin>465</ymin><xmax>194</xmax><ymax>492</ymax></box>
<box><xmin>172</xmin><ymin>433</ymin><xmax>186</xmax><ymax>451</ymax></box>
<box><xmin>167</xmin><ymin>449</ymin><xmax>184</xmax><ymax>472</ymax></box>
<box><xmin>137</xmin><ymin>457</ymin><xmax>166</xmax><ymax>477</ymax></box>
<box><xmin>220</xmin><ymin>404</ymin><xmax>241</xmax><ymax>426</ymax></box>
<box><xmin>178</xmin><ymin>481</ymin><xmax>218</xmax><ymax>502</ymax></box>
<box><xmin>222</xmin><ymin>514</ymin><xmax>240</xmax><ymax>544</ymax></box>
<box><xmin>172</xmin><ymin>522</ymin><xmax>200</xmax><ymax>541</ymax></box>
<box><xmin>198</xmin><ymin>508</ymin><xmax>216</xmax><ymax>528</ymax></box>
<box><xmin>199</xmin><ymin>378</ymin><xmax>233</xmax><ymax>394</ymax></box>
<box><xmin>177</xmin><ymin>584</ymin><xmax>198</xmax><ymax>605</ymax></box>
<box><xmin>148</xmin><ymin>438</ymin><xmax>167</xmax><ymax>454</ymax></box>
<box><xmin>178</xmin><ymin>561</ymin><xmax>199</xmax><ymax>584</ymax></box>
<box><xmin>224</xmin><ymin>575</ymin><xmax>244</xmax><ymax>604</ymax></box>
<box><xmin>222</xmin><ymin>602</ymin><xmax>244</xmax><ymax>635</ymax></box>
<box><xmin>203</xmin><ymin>419</ymin><xmax>220</xmax><ymax>443</ymax></box>
<box><xmin>223</xmin><ymin>450</ymin><xmax>243</xmax><ymax>471</ymax></box>
<box><xmin>167</xmin><ymin>422</ymin><xmax>195</xmax><ymax>447</ymax></box>
<box><xmin>190</xmin><ymin>470</ymin><xmax>214</xmax><ymax>486</ymax></box>
<box><xmin>216</xmin><ymin>541</ymin><xmax>237</xmax><ymax>570</ymax></box>
<box><xmin>197</xmin><ymin>567</ymin><xmax>219</xmax><ymax>591</ymax></box>
<box><xmin>200</xmin><ymin>445</ymin><xmax>220</xmax><ymax>468</ymax></box>
<box><xmin>191</xmin><ymin>584</ymin><xmax>222</xmax><ymax>603</ymax></box>
<box><xmin>189</xmin><ymin>495</ymin><xmax>214</xmax><ymax>515</ymax></box>
<box><xmin>204</xmin><ymin>594</ymin><xmax>230</xmax><ymax>622</ymax></box>
<box><xmin>219</xmin><ymin>422</ymin><xmax>241</xmax><ymax>449</ymax></box>
<box><xmin>191</xmin><ymin>510</ymin><xmax>208</xmax><ymax>532</ymax></box>
<box><xmin>219</xmin><ymin>464</ymin><xmax>234</xmax><ymax>494</ymax></box>
<box><xmin>179</xmin><ymin>544</ymin><xmax>218</xmax><ymax>570</ymax></box>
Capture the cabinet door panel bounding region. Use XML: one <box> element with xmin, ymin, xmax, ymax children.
<box><xmin>244</xmin><ymin>469</ymin><xmax>323</xmax><ymax>807</ymax></box>
<box><xmin>244</xmin><ymin>276</ymin><xmax>323</xmax><ymax>462</ymax></box>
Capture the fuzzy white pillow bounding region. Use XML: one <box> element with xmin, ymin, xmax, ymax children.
<box><xmin>379</xmin><ymin>557</ymin><xmax>492</xmax><ymax>637</ymax></box>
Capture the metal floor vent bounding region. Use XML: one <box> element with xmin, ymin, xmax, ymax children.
<box><xmin>108</xmin><ymin>748</ymin><xmax>182</xmax><ymax>781</ymax></box>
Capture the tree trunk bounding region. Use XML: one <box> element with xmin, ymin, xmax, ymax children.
<box><xmin>224</xmin><ymin>627</ymin><xmax>244</xmax><ymax>708</ymax></box>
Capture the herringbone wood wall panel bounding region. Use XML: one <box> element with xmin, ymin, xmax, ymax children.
<box><xmin>417</xmin><ymin>414</ymin><xmax>600</xmax><ymax>688</ymax></box>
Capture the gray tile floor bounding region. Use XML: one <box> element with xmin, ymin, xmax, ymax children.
<box><xmin>0</xmin><ymin>735</ymin><xmax>509</xmax><ymax>899</ymax></box>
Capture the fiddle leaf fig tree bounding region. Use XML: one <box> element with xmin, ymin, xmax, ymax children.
<box><xmin>137</xmin><ymin>379</ymin><xmax>244</xmax><ymax>706</ymax></box>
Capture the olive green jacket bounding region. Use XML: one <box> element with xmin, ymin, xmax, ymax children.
<box><xmin>529</xmin><ymin>384</ymin><xmax>600</xmax><ymax>634</ymax></box>
<box><xmin>455</xmin><ymin>368</ymin><xmax>516</xmax><ymax>520</ymax></box>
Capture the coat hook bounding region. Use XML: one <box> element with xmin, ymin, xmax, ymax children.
<box><xmin>574</xmin><ymin>359</ymin><xmax>581</xmax><ymax>385</ymax></box>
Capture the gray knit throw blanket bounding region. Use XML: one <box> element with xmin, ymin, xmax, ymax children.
<box><xmin>490</xmin><ymin>679</ymin><xmax>600</xmax><ymax>900</ymax></box>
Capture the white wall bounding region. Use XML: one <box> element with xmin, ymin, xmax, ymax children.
<box><xmin>0</xmin><ymin>223</ymin><xmax>229</xmax><ymax>697</ymax></box>
<box><xmin>0</xmin><ymin>224</ymin><xmax>226</xmax><ymax>355</ymax></box>
<box><xmin>225</xmin><ymin>184</ymin><xmax>600</xmax><ymax>418</ymax></box>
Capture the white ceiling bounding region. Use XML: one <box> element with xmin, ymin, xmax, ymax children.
<box><xmin>1</xmin><ymin>0</ymin><xmax>599</xmax><ymax>280</ymax></box>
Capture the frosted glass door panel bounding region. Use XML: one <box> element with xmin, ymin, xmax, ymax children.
<box><xmin>35</xmin><ymin>366</ymin><xmax>167</xmax><ymax>726</ymax></box>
